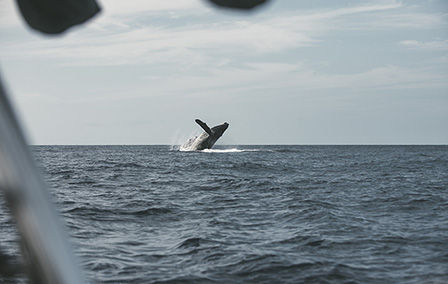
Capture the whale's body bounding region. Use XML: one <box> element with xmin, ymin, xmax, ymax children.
<box><xmin>183</xmin><ymin>119</ymin><xmax>229</xmax><ymax>150</ymax></box>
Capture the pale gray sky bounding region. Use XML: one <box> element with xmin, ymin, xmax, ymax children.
<box><xmin>1</xmin><ymin>0</ymin><xmax>447</xmax><ymax>145</ymax></box>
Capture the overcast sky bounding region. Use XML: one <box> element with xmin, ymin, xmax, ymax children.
<box><xmin>1</xmin><ymin>0</ymin><xmax>447</xmax><ymax>145</ymax></box>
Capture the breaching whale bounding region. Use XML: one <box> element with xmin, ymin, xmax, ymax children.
<box><xmin>182</xmin><ymin>119</ymin><xmax>229</xmax><ymax>151</ymax></box>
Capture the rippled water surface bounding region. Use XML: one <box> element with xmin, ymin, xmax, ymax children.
<box><xmin>1</xmin><ymin>145</ymin><xmax>448</xmax><ymax>283</ymax></box>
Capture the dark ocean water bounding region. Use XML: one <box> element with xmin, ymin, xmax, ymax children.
<box><xmin>1</xmin><ymin>145</ymin><xmax>448</xmax><ymax>283</ymax></box>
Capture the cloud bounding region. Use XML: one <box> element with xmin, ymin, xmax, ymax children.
<box><xmin>399</xmin><ymin>39</ymin><xmax>448</xmax><ymax>50</ymax></box>
<box><xmin>98</xmin><ymin>0</ymin><xmax>201</xmax><ymax>15</ymax></box>
<box><xmin>3</xmin><ymin>1</ymin><xmax>437</xmax><ymax>67</ymax></box>
<box><xmin>2</xmin><ymin>1</ymin><xmax>447</xmax><ymax>94</ymax></box>
<box><xmin>135</xmin><ymin>62</ymin><xmax>448</xmax><ymax>101</ymax></box>
<box><xmin>1</xmin><ymin>15</ymin><xmax>316</xmax><ymax>67</ymax></box>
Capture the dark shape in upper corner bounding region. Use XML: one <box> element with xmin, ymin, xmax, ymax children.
<box><xmin>207</xmin><ymin>0</ymin><xmax>269</xmax><ymax>10</ymax></box>
<box><xmin>16</xmin><ymin>0</ymin><xmax>100</xmax><ymax>34</ymax></box>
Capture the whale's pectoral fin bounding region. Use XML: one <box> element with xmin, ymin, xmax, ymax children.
<box><xmin>195</xmin><ymin>119</ymin><xmax>212</xmax><ymax>136</ymax></box>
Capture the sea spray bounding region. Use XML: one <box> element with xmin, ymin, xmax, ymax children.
<box><xmin>201</xmin><ymin>148</ymin><xmax>242</xmax><ymax>153</ymax></box>
<box><xmin>170</xmin><ymin>129</ymin><xmax>202</xmax><ymax>151</ymax></box>
<box><xmin>179</xmin><ymin>132</ymin><xmax>208</xmax><ymax>151</ymax></box>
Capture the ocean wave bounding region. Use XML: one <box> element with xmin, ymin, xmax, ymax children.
<box><xmin>11</xmin><ymin>145</ymin><xmax>447</xmax><ymax>284</ymax></box>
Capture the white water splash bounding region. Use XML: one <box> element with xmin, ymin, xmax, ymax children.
<box><xmin>170</xmin><ymin>129</ymin><xmax>202</xmax><ymax>151</ymax></box>
<box><xmin>201</xmin><ymin>148</ymin><xmax>243</xmax><ymax>153</ymax></box>
<box><xmin>181</xmin><ymin>148</ymin><xmax>262</xmax><ymax>153</ymax></box>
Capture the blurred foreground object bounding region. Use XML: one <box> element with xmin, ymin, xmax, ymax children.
<box><xmin>0</xmin><ymin>78</ymin><xmax>86</xmax><ymax>283</ymax></box>
<box><xmin>1</xmin><ymin>0</ymin><xmax>100</xmax><ymax>282</ymax></box>
<box><xmin>207</xmin><ymin>0</ymin><xmax>269</xmax><ymax>10</ymax></box>
<box><xmin>16</xmin><ymin>0</ymin><xmax>100</xmax><ymax>34</ymax></box>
